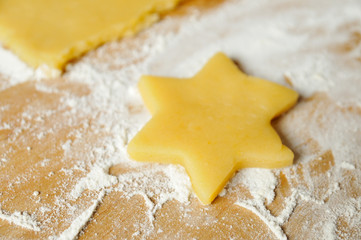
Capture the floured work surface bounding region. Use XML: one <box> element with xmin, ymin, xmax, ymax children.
<box><xmin>0</xmin><ymin>0</ymin><xmax>361</xmax><ymax>239</ymax></box>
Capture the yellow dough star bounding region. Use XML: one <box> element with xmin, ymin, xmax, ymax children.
<box><xmin>127</xmin><ymin>52</ymin><xmax>298</xmax><ymax>204</ymax></box>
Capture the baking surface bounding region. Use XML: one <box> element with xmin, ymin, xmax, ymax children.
<box><xmin>1</xmin><ymin>0</ymin><xmax>361</xmax><ymax>239</ymax></box>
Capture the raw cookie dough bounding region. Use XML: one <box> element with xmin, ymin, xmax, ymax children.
<box><xmin>0</xmin><ymin>0</ymin><xmax>180</xmax><ymax>69</ymax></box>
<box><xmin>128</xmin><ymin>52</ymin><xmax>298</xmax><ymax>204</ymax></box>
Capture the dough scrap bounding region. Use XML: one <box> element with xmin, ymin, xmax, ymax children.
<box><xmin>0</xmin><ymin>0</ymin><xmax>180</xmax><ymax>69</ymax></box>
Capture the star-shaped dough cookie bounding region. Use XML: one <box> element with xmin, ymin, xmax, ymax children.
<box><xmin>128</xmin><ymin>52</ymin><xmax>298</xmax><ymax>204</ymax></box>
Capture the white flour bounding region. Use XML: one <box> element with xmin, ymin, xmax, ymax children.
<box><xmin>0</xmin><ymin>47</ymin><xmax>60</xmax><ymax>90</ymax></box>
<box><xmin>0</xmin><ymin>209</ymin><xmax>40</xmax><ymax>232</ymax></box>
<box><xmin>52</xmin><ymin>191</ymin><xmax>105</xmax><ymax>240</ymax></box>
<box><xmin>0</xmin><ymin>0</ymin><xmax>361</xmax><ymax>239</ymax></box>
<box><xmin>0</xmin><ymin>46</ymin><xmax>33</xmax><ymax>89</ymax></box>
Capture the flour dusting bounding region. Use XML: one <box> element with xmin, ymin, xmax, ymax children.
<box><xmin>53</xmin><ymin>191</ymin><xmax>105</xmax><ymax>240</ymax></box>
<box><xmin>0</xmin><ymin>209</ymin><xmax>40</xmax><ymax>232</ymax></box>
<box><xmin>0</xmin><ymin>0</ymin><xmax>361</xmax><ymax>239</ymax></box>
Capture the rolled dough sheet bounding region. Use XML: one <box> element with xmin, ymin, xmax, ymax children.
<box><xmin>0</xmin><ymin>0</ymin><xmax>180</xmax><ymax>69</ymax></box>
